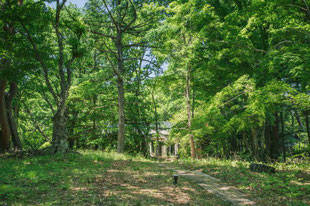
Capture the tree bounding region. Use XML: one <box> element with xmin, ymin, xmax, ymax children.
<box><xmin>18</xmin><ymin>0</ymin><xmax>85</xmax><ymax>153</ymax></box>
<box><xmin>86</xmin><ymin>0</ymin><xmax>160</xmax><ymax>153</ymax></box>
<box><xmin>0</xmin><ymin>0</ymin><xmax>26</xmax><ymax>152</ymax></box>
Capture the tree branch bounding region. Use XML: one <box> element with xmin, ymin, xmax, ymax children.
<box><xmin>17</xmin><ymin>24</ymin><xmax>59</xmax><ymax>104</ymax></box>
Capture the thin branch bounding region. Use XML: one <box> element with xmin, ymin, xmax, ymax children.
<box><xmin>120</xmin><ymin>1</ymin><xmax>129</xmax><ymax>23</ymax></box>
<box><xmin>90</xmin><ymin>30</ymin><xmax>116</xmax><ymax>39</ymax></box>
<box><xmin>102</xmin><ymin>0</ymin><xmax>118</xmax><ymax>29</ymax></box>
<box><xmin>22</xmin><ymin>102</ymin><xmax>51</xmax><ymax>143</ymax></box>
<box><xmin>122</xmin><ymin>0</ymin><xmax>137</xmax><ymax>32</ymax></box>
<box><xmin>17</xmin><ymin>24</ymin><xmax>59</xmax><ymax>104</ymax></box>
<box><xmin>303</xmin><ymin>0</ymin><xmax>310</xmax><ymax>15</ymax></box>
<box><xmin>274</xmin><ymin>40</ymin><xmax>291</xmax><ymax>48</ymax></box>
<box><xmin>222</xmin><ymin>91</ymin><xmax>246</xmax><ymax>106</ymax></box>
<box><xmin>38</xmin><ymin>82</ymin><xmax>56</xmax><ymax>114</ymax></box>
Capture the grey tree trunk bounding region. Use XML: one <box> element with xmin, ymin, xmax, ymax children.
<box><xmin>294</xmin><ymin>110</ymin><xmax>304</xmax><ymax>130</ymax></box>
<box><xmin>6</xmin><ymin>82</ymin><xmax>22</xmax><ymax>150</ymax></box>
<box><xmin>251</xmin><ymin>128</ymin><xmax>259</xmax><ymax>161</ymax></box>
<box><xmin>115</xmin><ymin>7</ymin><xmax>125</xmax><ymax>153</ymax></box>
<box><xmin>153</xmin><ymin>92</ymin><xmax>160</xmax><ymax>158</ymax></box>
<box><xmin>52</xmin><ymin>110</ymin><xmax>69</xmax><ymax>153</ymax></box>
<box><xmin>270</xmin><ymin>112</ymin><xmax>280</xmax><ymax>160</ymax></box>
<box><xmin>117</xmin><ymin>76</ymin><xmax>125</xmax><ymax>153</ymax></box>
<box><xmin>280</xmin><ymin>112</ymin><xmax>286</xmax><ymax>162</ymax></box>
<box><xmin>185</xmin><ymin>69</ymin><xmax>196</xmax><ymax>159</ymax></box>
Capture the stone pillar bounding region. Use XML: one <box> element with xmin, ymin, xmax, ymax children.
<box><xmin>162</xmin><ymin>145</ymin><xmax>167</xmax><ymax>157</ymax></box>
<box><xmin>149</xmin><ymin>142</ymin><xmax>153</xmax><ymax>156</ymax></box>
<box><xmin>174</xmin><ymin>143</ymin><xmax>178</xmax><ymax>155</ymax></box>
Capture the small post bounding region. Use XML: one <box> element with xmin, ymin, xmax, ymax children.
<box><xmin>173</xmin><ymin>174</ymin><xmax>178</xmax><ymax>185</ymax></box>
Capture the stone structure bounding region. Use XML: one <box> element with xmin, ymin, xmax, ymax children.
<box><xmin>149</xmin><ymin>121</ymin><xmax>178</xmax><ymax>157</ymax></box>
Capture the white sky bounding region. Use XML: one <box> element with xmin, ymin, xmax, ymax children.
<box><xmin>67</xmin><ymin>0</ymin><xmax>87</xmax><ymax>8</ymax></box>
<box><xmin>47</xmin><ymin>0</ymin><xmax>87</xmax><ymax>8</ymax></box>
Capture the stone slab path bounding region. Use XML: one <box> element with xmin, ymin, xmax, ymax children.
<box><xmin>159</xmin><ymin>163</ymin><xmax>256</xmax><ymax>206</ymax></box>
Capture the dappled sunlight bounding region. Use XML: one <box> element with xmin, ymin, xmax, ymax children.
<box><xmin>177</xmin><ymin>158</ymin><xmax>310</xmax><ymax>205</ymax></box>
<box><xmin>71</xmin><ymin>186</ymin><xmax>88</xmax><ymax>191</ymax></box>
<box><xmin>219</xmin><ymin>186</ymin><xmax>235</xmax><ymax>191</ymax></box>
<box><xmin>0</xmin><ymin>151</ymin><xmax>228</xmax><ymax>205</ymax></box>
<box><xmin>290</xmin><ymin>180</ymin><xmax>310</xmax><ymax>186</ymax></box>
<box><xmin>87</xmin><ymin>164</ymin><xmax>197</xmax><ymax>205</ymax></box>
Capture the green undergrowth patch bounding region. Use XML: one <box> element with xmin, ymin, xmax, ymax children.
<box><xmin>176</xmin><ymin>158</ymin><xmax>310</xmax><ymax>206</ymax></box>
<box><xmin>0</xmin><ymin>150</ymin><xmax>227</xmax><ymax>205</ymax></box>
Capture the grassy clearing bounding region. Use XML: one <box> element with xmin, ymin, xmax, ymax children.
<box><xmin>176</xmin><ymin>158</ymin><xmax>310</xmax><ymax>206</ymax></box>
<box><xmin>0</xmin><ymin>151</ymin><xmax>228</xmax><ymax>206</ymax></box>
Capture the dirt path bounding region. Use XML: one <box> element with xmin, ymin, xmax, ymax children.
<box><xmin>159</xmin><ymin>163</ymin><xmax>255</xmax><ymax>206</ymax></box>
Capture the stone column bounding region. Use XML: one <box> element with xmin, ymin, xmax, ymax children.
<box><xmin>149</xmin><ymin>142</ymin><xmax>153</xmax><ymax>156</ymax></box>
<box><xmin>162</xmin><ymin>145</ymin><xmax>167</xmax><ymax>157</ymax></box>
<box><xmin>174</xmin><ymin>143</ymin><xmax>178</xmax><ymax>155</ymax></box>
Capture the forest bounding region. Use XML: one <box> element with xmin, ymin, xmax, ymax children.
<box><xmin>0</xmin><ymin>0</ymin><xmax>310</xmax><ymax>205</ymax></box>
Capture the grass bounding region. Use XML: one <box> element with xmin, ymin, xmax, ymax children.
<box><xmin>176</xmin><ymin>158</ymin><xmax>310</xmax><ymax>206</ymax></box>
<box><xmin>0</xmin><ymin>151</ymin><xmax>228</xmax><ymax>206</ymax></box>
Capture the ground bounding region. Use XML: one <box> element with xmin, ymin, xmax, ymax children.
<box><xmin>1</xmin><ymin>151</ymin><xmax>309</xmax><ymax>206</ymax></box>
<box><xmin>0</xmin><ymin>151</ymin><xmax>228</xmax><ymax>206</ymax></box>
<box><xmin>177</xmin><ymin>158</ymin><xmax>310</xmax><ymax>206</ymax></box>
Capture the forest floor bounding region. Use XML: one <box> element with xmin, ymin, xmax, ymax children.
<box><xmin>1</xmin><ymin>151</ymin><xmax>309</xmax><ymax>206</ymax></box>
<box><xmin>176</xmin><ymin>158</ymin><xmax>310</xmax><ymax>206</ymax></box>
<box><xmin>158</xmin><ymin>163</ymin><xmax>255</xmax><ymax>205</ymax></box>
<box><xmin>0</xmin><ymin>151</ymin><xmax>228</xmax><ymax>206</ymax></box>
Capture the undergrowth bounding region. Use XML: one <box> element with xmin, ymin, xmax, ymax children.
<box><xmin>0</xmin><ymin>150</ymin><xmax>226</xmax><ymax>206</ymax></box>
<box><xmin>177</xmin><ymin>158</ymin><xmax>310</xmax><ymax>206</ymax></box>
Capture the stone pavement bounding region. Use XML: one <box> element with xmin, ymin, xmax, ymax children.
<box><xmin>159</xmin><ymin>163</ymin><xmax>256</xmax><ymax>206</ymax></box>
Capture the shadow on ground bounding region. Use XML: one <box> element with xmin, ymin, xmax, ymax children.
<box><xmin>0</xmin><ymin>151</ymin><xmax>229</xmax><ymax>206</ymax></box>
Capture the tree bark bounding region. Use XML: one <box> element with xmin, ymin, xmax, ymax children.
<box><xmin>52</xmin><ymin>110</ymin><xmax>69</xmax><ymax>153</ymax></box>
<box><xmin>294</xmin><ymin>110</ymin><xmax>304</xmax><ymax>130</ymax></box>
<box><xmin>280</xmin><ymin>112</ymin><xmax>286</xmax><ymax>162</ymax></box>
<box><xmin>305</xmin><ymin>110</ymin><xmax>310</xmax><ymax>146</ymax></box>
<box><xmin>251</xmin><ymin>128</ymin><xmax>259</xmax><ymax>161</ymax></box>
<box><xmin>50</xmin><ymin>0</ymin><xmax>73</xmax><ymax>153</ymax></box>
<box><xmin>150</xmin><ymin>78</ymin><xmax>160</xmax><ymax>158</ymax></box>
<box><xmin>117</xmin><ymin>76</ymin><xmax>125</xmax><ymax>153</ymax></box>
<box><xmin>0</xmin><ymin>80</ymin><xmax>11</xmax><ymax>153</ymax></box>
<box><xmin>114</xmin><ymin>1</ymin><xmax>126</xmax><ymax>153</ymax></box>
<box><xmin>6</xmin><ymin>83</ymin><xmax>22</xmax><ymax>150</ymax></box>
<box><xmin>264</xmin><ymin>123</ymin><xmax>271</xmax><ymax>160</ymax></box>
<box><xmin>270</xmin><ymin>112</ymin><xmax>280</xmax><ymax>160</ymax></box>
<box><xmin>185</xmin><ymin>69</ymin><xmax>196</xmax><ymax>159</ymax></box>
<box><xmin>242</xmin><ymin>131</ymin><xmax>249</xmax><ymax>153</ymax></box>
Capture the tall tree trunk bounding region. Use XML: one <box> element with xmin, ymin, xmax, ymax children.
<box><xmin>294</xmin><ymin>110</ymin><xmax>304</xmax><ymax>130</ymax></box>
<box><xmin>259</xmin><ymin>124</ymin><xmax>265</xmax><ymax>159</ymax></box>
<box><xmin>305</xmin><ymin>110</ymin><xmax>310</xmax><ymax>146</ymax></box>
<box><xmin>151</xmin><ymin>87</ymin><xmax>160</xmax><ymax>158</ymax></box>
<box><xmin>185</xmin><ymin>69</ymin><xmax>196</xmax><ymax>159</ymax></box>
<box><xmin>117</xmin><ymin>76</ymin><xmax>125</xmax><ymax>153</ymax></box>
<box><xmin>6</xmin><ymin>82</ymin><xmax>22</xmax><ymax>150</ymax></box>
<box><xmin>264</xmin><ymin>123</ymin><xmax>271</xmax><ymax>161</ymax></box>
<box><xmin>0</xmin><ymin>80</ymin><xmax>11</xmax><ymax>153</ymax></box>
<box><xmin>251</xmin><ymin>128</ymin><xmax>259</xmax><ymax>161</ymax></box>
<box><xmin>243</xmin><ymin>131</ymin><xmax>249</xmax><ymax>153</ymax></box>
<box><xmin>270</xmin><ymin>112</ymin><xmax>280</xmax><ymax>160</ymax></box>
<box><xmin>280</xmin><ymin>112</ymin><xmax>286</xmax><ymax>162</ymax></box>
<box><xmin>115</xmin><ymin>7</ymin><xmax>125</xmax><ymax>153</ymax></box>
<box><xmin>52</xmin><ymin>108</ymin><xmax>69</xmax><ymax>153</ymax></box>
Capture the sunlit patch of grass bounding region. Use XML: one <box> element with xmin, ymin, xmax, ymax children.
<box><xmin>0</xmin><ymin>150</ymin><xmax>227</xmax><ymax>205</ymax></box>
<box><xmin>176</xmin><ymin>157</ymin><xmax>310</xmax><ymax>206</ymax></box>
